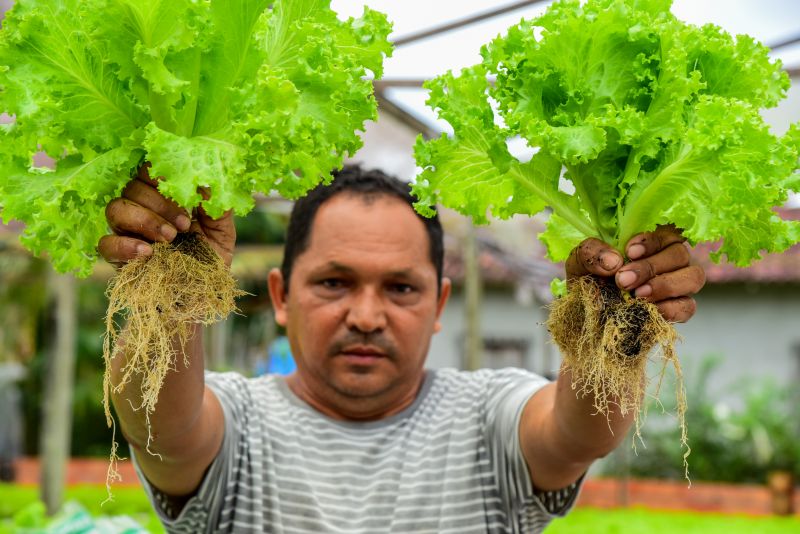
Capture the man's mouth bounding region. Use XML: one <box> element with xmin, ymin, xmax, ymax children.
<box><xmin>339</xmin><ymin>345</ymin><xmax>387</xmax><ymax>363</ymax></box>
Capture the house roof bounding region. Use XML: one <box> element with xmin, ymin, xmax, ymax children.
<box><xmin>442</xmin><ymin>208</ymin><xmax>800</xmax><ymax>288</ymax></box>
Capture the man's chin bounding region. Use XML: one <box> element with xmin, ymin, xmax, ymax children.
<box><xmin>329</xmin><ymin>373</ymin><xmax>395</xmax><ymax>399</ymax></box>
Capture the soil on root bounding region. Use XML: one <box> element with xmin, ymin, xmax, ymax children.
<box><xmin>546</xmin><ymin>276</ymin><xmax>689</xmax><ymax>477</ymax></box>
<box><xmin>101</xmin><ymin>233</ymin><xmax>247</xmax><ymax>489</ymax></box>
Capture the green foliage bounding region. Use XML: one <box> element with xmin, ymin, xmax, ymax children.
<box><xmin>606</xmin><ymin>356</ymin><xmax>800</xmax><ymax>483</ymax></box>
<box><xmin>0</xmin><ymin>484</ymin><xmax>164</xmax><ymax>533</ymax></box>
<box><xmin>414</xmin><ymin>0</ymin><xmax>800</xmax><ymax>265</ymax></box>
<box><xmin>546</xmin><ymin>506</ymin><xmax>800</xmax><ymax>533</ymax></box>
<box><xmin>0</xmin><ymin>0</ymin><xmax>392</xmax><ymax>276</ymax></box>
<box><xmin>234</xmin><ymin>209</ymin><xmax>286</xmax><ymax>245</ymax></box>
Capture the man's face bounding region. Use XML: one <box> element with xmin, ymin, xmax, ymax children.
<box><xmin>268</xmin><ymin>193</ymin><xmax>450</xmax><ymax>420</ymax></box>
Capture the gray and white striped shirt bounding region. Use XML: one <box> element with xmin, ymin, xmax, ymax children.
<box><xmin>134</xmin><ymin>367</ymin><xmax>582</xmax><ymax>533</ymax></box>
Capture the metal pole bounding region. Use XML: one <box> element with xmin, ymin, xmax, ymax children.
<box><xmin>392</xmin><ymin>1</ymin><xmax>548</xmax><ymax>47</ymax></box>
<box><xmin>40</xmin><ymin>270</ymin><xmax>77</xmax><ymax>515</ymax></box>
<box><xmin>464</xmin><ymin>221</ymin><xmax>483</xmax><ymax>371</ymax></box>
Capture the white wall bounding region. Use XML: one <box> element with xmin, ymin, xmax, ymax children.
<box><xmin>674</xmin><ymin>284</ymin><xmax>800</xmax><ymax>397</ymax></box>
<box><xmin>426</xmin><ymin>288</ymin><xmax>560</xmax><ymax>378</ymax></box>
<box><xmin>427</xmin><ymin>283</ymin><xmax>800</xmax><ymax>406</ymax></box>
<box><xmin>347</xmin><ymin>111</ymin><xmax>420</xmax><ymax>182</ymax></box>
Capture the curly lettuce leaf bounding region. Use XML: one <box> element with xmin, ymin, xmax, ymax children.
<box><xmin>0</xmin><ymin>0</ymin><xmax>149</xmax><ymax>276</ymax></box>
<box><xmin>619</xmin><ymin>97</ymin><xmax>799</xmax><ymax>265</ymax></box>
<box><xmin>539</xmin><ymin>213</ymin><xmax>587</xmax><ymax>263</ymax></box>
<box><xmin>413</xmin><ymin>66</ymin><xmax>593</xmax><ymax>233</ymax></box>
<box><xmin>0</xmin><ymin>0</ymin><xmax>148</xmax><ymax>152</ymax></box>
<box><xmin>244</xmin><ymin>3</ymin><xmax>392</xmax><ymax>201</ymax></box>
<box><xmin>0</xmin><ymin>133</ymin><xmax>143</xmax><ymax>276</ymax></box>
<box><xmin>415</xmin><ymin>0</ymin><xmax>799</xmax><ymax>267</ymax></box>
<box><xmin>0</xmin><ymin>0</ymin><xmax>392</xmax><ymax>275</ymax></box>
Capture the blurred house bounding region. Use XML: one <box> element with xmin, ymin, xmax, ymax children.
<box><xmin>428</xmin><ymin>208</ymin><xmax>800</xmax><ymax>394</ymax></box>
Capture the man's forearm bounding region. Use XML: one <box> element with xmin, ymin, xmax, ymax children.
<box><xmin>520</xmin><ymin>366</ymin><xmax>639</xmax><ymax>491</ymax></box>
<box><xmin>551</xmin><ymin>366</ymin><xmax>636</xmax><ymax>462</ymax></box>
<box><xmin>110</xmin><ymin>323</ymin><xmax>206</xmax><ymax>457</ymax></box>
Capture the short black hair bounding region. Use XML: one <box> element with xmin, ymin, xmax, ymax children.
<box><xmin>280</xmin><ymin>166</ymin><xmax>444</xmax><ymax>294</ymax></box>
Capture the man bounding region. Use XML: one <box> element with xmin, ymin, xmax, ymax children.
<box><xmin>99</xmin><ymin>165</ymin><xmax>704</xmax><ymax>533</ymax></box>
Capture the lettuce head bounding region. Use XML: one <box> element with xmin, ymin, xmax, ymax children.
<box><xmin>413</xmin><ymin>0</ymin><xmax>800</xmax><ymax>267</ymax></box>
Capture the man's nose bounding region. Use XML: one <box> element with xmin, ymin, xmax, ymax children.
<box><xmin>345</xmin><ymin>288</ymin><xmax>387</xmax><ymax>333</ymax></box>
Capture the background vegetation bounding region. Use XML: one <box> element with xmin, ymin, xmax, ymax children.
<box><xmin>602</xmin><ymin>355</ymin><xmax>800</xmax><ymax>483</ymax></box>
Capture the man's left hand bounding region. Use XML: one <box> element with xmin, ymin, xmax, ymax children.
<box><xmin>564</xmin><ymin>225</ymin><xmax>706</xmax><ymax>323</ymax></box>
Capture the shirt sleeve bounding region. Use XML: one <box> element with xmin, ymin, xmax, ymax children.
<box><xmin>130</xmin><ymin>371</ymin><xmax>250</xmax><ymax>534</ymax></box>
<box><xmin>482</xmin><ymin>368</ymin><xmax>584</xmax><ymax>528</ymax></box>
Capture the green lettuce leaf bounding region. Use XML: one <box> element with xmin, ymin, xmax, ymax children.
<box><xmin>0</xmin><ymin>133</ymin><xmax>143</xmax><ymax>276</ymax></box>
<box><xmin>413</xmin><ymin>66</ymin><xmax>593</xmax><ymax>232</ymax></box>
<box><xmin>0</xmin><ymin>0</ymin><xmax>392</xmax><ymax>275</ymax></box>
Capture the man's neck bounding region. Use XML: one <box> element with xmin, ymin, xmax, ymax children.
<box><xmin>284</xmin><ymin>372</ymin><xmax>427</xmax><ymax>422</ymax></box>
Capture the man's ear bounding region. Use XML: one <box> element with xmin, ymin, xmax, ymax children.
<box><xmin>267</xmin><ymin>268</ymin><xmax>288</xmax><ymax>327</ymax></box>
<box><xmin>434</xmin><ymin>277</ymin><xmax>452</xmax><ymax>334</ymax></box>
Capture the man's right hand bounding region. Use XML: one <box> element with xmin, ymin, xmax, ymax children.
<box><xmin>99</xmin><ymin>162</ymin><xmax>229</xmax><ymax>501</ymax></box>
<box><xmin>98</xmin><ymin>163</ymin><xmax>237</xmax><ymax>268</ymax></box>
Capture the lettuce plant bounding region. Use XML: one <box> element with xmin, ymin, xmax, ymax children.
<box><xmin>413</xmin><ymin>0</ymin><xmax>800</xmax><ymax>268</ymax></box>
<box><xmin>0</xmin><ymin>0</ymin><xmax>392</xmax><ymax>276</ymax></box>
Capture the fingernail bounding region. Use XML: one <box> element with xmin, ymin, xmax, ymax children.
<box><xmin>635</xmin><ymin>284</ymin><xmax>652</xmax><ymax>298</ymax></box>
<box><xmin>628</xmin><ymin>243</ymin><xmax>646</xmax><ymax>259</ymax></box>
<box><xmin>617</xmin><ymin>270</ymin><xmax>637</xmax><ymax>289</ymax></box>
<box><xmin>136</xmin><ymin>244</ymin><xmax>152</xmax><ymax>256</ymax></box>
<box><xmin>160</xmin><ymin>224</ymin><xmax>177</xmax><ymax>241</ymax></box>
<box><xmin>175</xmin><ymin>214</ymin><xmax>191</xmax><ymax>231</ymax></box>
<box><xmin>600</xmin><ymin>252</ymin><xmax>622</xmax><ymax>271</ymax></box>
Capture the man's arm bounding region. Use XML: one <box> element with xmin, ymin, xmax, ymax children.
<box><xmin>519</xmin><ymin>226</ymin><xmax>705</xmax><ymax>491</ymax></box>
<box><xmin>109</xmin><ymin>325</ymin><xmax>225</xmax><ymax>498</ymax></box>
<box><xmin>98</xmin><ymin>165</ymin><xmax>234</xmax><ymax>498</ymax></box>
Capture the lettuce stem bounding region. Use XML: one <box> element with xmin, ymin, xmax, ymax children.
<box><xmin>509</xmin><ymin>162</ymin><xmax>596</xmax><ymax>238</ymax></box>
<box><xmin>617</xmin><ymin>148</ymin><xmax>691</xmax><ymax>248</ymax></box>
<box><xmin>179</xmin><ymin>48</ymin><xmax>203</xmax><ymax>138</ymax></box>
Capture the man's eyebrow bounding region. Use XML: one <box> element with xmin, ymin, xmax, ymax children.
<box><xmin>386</xmin><ymin>269</ymin><xmax>419</xmax><ymax>280</ymax></box>
<box><xmin>313</xmin><ymin>262</ymin><xmax>421</xmax><ymax>279</ymax></box>
<box><xmin>322</xmin><ymin>262</ymin><xmax>354</xmax><ymax>273</ymax></box>
<box><xmin>307</xmin><ymin>262</ymin><xmax>354</xmax><ymax>276</ymax></box>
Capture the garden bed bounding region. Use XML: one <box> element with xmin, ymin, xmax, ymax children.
<box><xmin>579</xmin><ymin>477</ymin><xmax>799</xmax><ymax>516</ymax></box>
<box><xmin>2</xmin><ymin>484</ymin><xmax>797</xmax><ymax>534</ymax></box>
<box><xmin>13</xmin><ymin>457</ymin><xmax>139</xmax><ymax>487</ymax></box>
<box><xmin>12</xmin><ymin>458</ymin><xmax>799</xmax><ymax>516</ymax></box>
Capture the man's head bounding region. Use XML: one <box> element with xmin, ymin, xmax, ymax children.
<box><xmin>280</xmin><ymin>166</ymin><xmax>445</xmax><ymax>295</ymax></box>
<box><xmin>267</xmin><ymin>166</ymin><xmax>451</xmax><ymax>421</ymax></box>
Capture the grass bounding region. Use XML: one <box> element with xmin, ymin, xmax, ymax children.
<box><xmin>2</xmin><ymin>484</ymin><xmax>798</xmax><ymax>533</ymax></box>
<box><xmin>546</xmin><ymin>507</ymin><xmax>800</xmax><ymax>533</ymax></box>
<box><xmin>0</xmin><ymin>484</ymin><xmax>164</xmax><ymax>533</ymax></box>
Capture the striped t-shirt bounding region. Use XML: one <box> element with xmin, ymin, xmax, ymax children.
<box><xmin>133</xmin><ymin>367</ymin><xmax>582</xmax><ymax>533</ymax></box>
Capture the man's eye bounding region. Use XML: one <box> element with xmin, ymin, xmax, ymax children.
<box><xmin>390</xmin><ymin>283</ymin><xmax>415</xmax><ymax>294</ymax></box>
<box><xmin>320</xmin><ymin>278</ymin><xmax>344</xmax><ymax>289</ymax></box>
